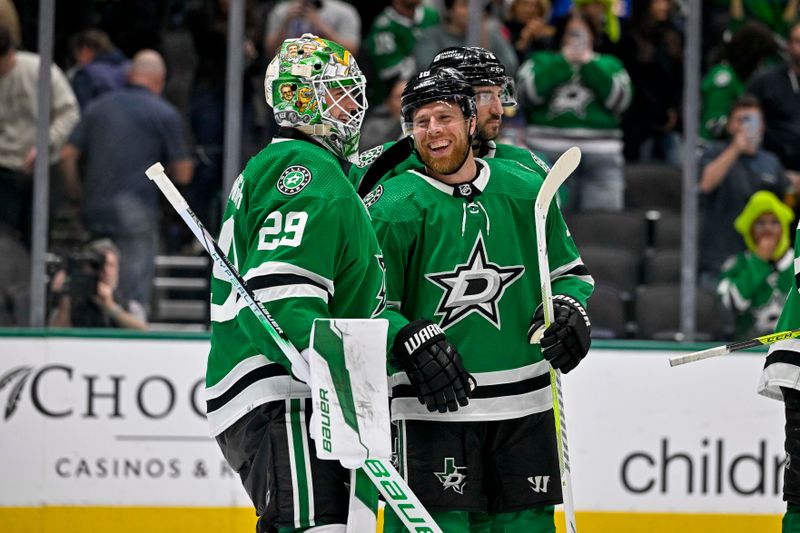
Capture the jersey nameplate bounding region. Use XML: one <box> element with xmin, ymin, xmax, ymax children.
<box><xmin>277</xmin><ymin>165</ymin><xmax>312</xmax><ymax>195</ymax></box>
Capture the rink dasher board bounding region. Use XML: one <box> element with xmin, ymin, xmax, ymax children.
<box><xmin>0</xmin><ymin>333</ymin><xmax>785</xmax><ymax>533</ymax></box>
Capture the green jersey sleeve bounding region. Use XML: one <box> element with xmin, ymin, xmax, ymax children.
<box><xmin>759</xmin><ymin>222</ymin><xmax>800</xmax><ymax>400</ymax></box>
<box><xmin>579</xmin><ymin>54</ymin><xmax>633</xmax><ymax>116</ymax></box>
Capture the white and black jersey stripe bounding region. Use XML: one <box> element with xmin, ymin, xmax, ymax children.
<box><xmin>206</xmin><ymin>355</ymin><xmax>310</xmax><ymax>435</ymax></box>
<box><xmin>551</xmin><ymin>257</ymin><xmax>594</xmax><ymax>288</ymax></box>
<box><xmin>242</xmin><ymin>261</ymin><xmax>334</xmax><ymax>306</ymax></box>
<box><xmin>389</xmin><ymin>360</ymin><xmax>553</xmax><ymax>421</ymax></box>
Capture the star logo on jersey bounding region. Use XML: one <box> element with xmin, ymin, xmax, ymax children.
<box><xmin>434</xmin><ymin>457</ymin><xmax>467</xmax><ymax>495</ymax></box>
<box><xmin>356</xmin><ymin>144</ymin><xmax>384</xmax><ymax>168</ymax></box>
<box><xmin>277</xmin><ymin>166</ymin><xmax>312</xmax><ymax>195</ymax></box>
<box><xmin>362</xmin><ymin>185</ymin><xmax>384</xmax><ymax>210</ymax></box>
<box><xmin>548</xmin><ymin>79</ymin><xmax>593</xmax><ymax>119</ymax></box>
<box><xmin>426</xmin><ymin>233</ymin><xmax>524</xmax><ymax>329</ymax></box>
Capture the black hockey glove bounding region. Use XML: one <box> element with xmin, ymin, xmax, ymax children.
<box><xmin>390</xmin><ymin>319</ymin><xmax>475</xmax><ymax>413</ymax></box>
<box><xmin>528</xmin><ymin>295</ymin><xmax>591</xmax><ymax>374</ymax></box>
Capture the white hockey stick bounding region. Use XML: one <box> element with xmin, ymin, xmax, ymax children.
<box><xmin>668</xmin><ymin>327</ymin><xmax>800</xmax><ymax>367</ymax></box>
<box><xmin>531</xmin><ymin>146</ymin><xmax>581</xmax><ymax>533</ymax></box>
<box><xmin>145</xmin><ymin>163</ymin><xmax>442</xmax><ymax>533</ymax></box>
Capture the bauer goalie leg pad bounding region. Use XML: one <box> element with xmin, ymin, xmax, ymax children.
<box><xmin>309</xmin><ymin>319</ymin><xmax>391</xmax><ymax>533</ymax></box>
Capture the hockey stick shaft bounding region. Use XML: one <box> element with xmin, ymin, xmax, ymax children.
<box><xmin>145</xmin><ymin>162</ymin><xmax>442</xmax><ymax>533</ymax></box>
<box><xmin>668</xmin><ymin>327</ymin><xmax>800</xmax><ymax>367</ymax></box>
<box><xmin>145</xmin><ymin>163</ymin><xmax>310</xmax><ymax>383</ymax></box>
<box><xmin>533</xmin><ymin>147</ymin><xmax>581</xmax><ymax>533</ymax></box>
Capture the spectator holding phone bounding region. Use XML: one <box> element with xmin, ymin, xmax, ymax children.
<box><xmin>264</xmin><ymin>0</ymin><xmax>361</xmax><ymax>55</ymax></box>
<box><xmin>516</xmin><ymin>12</ymin><xmax>632</xmax><ymax>212</ymax></box>
<box><xmin>698</xmin><ymin>95</ymin><xmax>791</xmax><ymax>287</ymax></box>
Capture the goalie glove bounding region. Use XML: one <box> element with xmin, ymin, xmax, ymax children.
<box><xmin>528</xmin><ymin>295</ymin><xmax>591</xmax><ymax>374</ymax></box>
<box><xmin>390</xmin><ymin>319</ymin><xmax>475</xmax><ymax>413</ymax></box>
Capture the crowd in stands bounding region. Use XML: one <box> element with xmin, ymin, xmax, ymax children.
<box><xmin>1</xmin><ymin>0</ymin><xmax>800</xmax><ymax>341</ymax></box>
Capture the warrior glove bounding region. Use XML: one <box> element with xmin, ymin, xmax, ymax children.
<box><xmin>391</xmin><ymin>319</ymin><xmax>474</xmax><ymax>413</ymax></box>
<box><xmin>529</xmin><ymin>295</ymin><xmax>591</xmax><ymax>374</ymax></box>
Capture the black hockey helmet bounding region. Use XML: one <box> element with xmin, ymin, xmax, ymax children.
<box><xmin>428</xmin><ymin>47</ymin><xmax>517</xmax><ymax>107</ymax></box>
<box><xmin>400</xmin><ymin>67</ymin><xmax>477</xmax><ymax>137</ymax></box>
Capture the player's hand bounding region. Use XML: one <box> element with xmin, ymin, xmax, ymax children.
<box><xmin>529</xmin><ymin>295</ymin><xmax>591</xmax><ymax>374</ymax></box>
<box><xmin>390</xmin><ymin>319</ymin><xmax>475</xmax><ymax>413</ymax></box>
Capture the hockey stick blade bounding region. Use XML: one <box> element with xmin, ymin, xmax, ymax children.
<box><xmin>145</xmin><ymin>162</ymin><xmax>442</xmax><ymax>533</ymax></box>
<box><xmin>535</xmin><ymin>146</ymin><xmax>581</xmax><ymax>215</ymax></box>
<box><xmin>668</xmin><ymin>327</ymin><xmax>800</xmax><ymax>367</ymax></box>
<box><xmin>530</xmin><ymin>146</ymin><xmax>582</xmax><ymax>344</ymax></box>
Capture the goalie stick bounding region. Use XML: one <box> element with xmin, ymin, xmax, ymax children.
<box><xmin>531</xmin><ymin>146</ymin><xmax>582</xmax><ymax>533</ymax></box>
<box><xmin>145</xmin><ymin>163</ymin><xmax>443</xmax><ymax>533</ymax></box>
<box><xmin>668</xmin><ymin>327</ymin><xmax>800</xmax><ymax>367</ymax></box>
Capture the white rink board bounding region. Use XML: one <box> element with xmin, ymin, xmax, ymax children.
<box><xmin>0</xmin><ymin>337</ymin><xmax>251</xmax><ymax>507</ymax></box>
<box><xmin>0</xmin><ymin>337</ymin><xmax>785</xmax><ymax>514</ymax></box>
<box><xmin>566</xmin><ymin>349</ymin><xmax>784</xmax><ymax>514</ymax></box>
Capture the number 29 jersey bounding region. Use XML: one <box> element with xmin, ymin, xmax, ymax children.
<box><xmin>207</xmin><ymin>137</ymin><xmax>386</xmax><ymax>435</ymax></box>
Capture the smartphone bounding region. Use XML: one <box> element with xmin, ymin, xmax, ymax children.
<box><xmin>741</xmin><ymin>111</ymin><xmax>761</xmax><ymax>143</ymax></box>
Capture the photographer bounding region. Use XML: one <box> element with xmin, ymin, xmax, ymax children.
<box><xmin>48</xmin><ymin>239</ymin><xmax>148</xmax><ymax>330</ymax></box>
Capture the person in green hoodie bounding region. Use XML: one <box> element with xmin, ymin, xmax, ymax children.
<box><xmin>717</xmin><ymin>190</ymin><xmax>795</xmax><ymax>340</ymax></box>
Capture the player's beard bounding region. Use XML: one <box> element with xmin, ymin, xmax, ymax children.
<box><xmin>421</xmin><ymin>135</ymin><xmax>471</xmax><ymax>175</ymax></box>
<box><xmin>478</xmin><ymin>112</ymin><xmax>502</xmax><ymax>141</ymax></box>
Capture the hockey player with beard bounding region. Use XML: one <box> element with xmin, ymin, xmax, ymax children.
<box><xmin>206</xmin><ymin>35</ymin><xmax>472</xmax><ymax>532</ymax></box>
<box><xmin>369</xmin><ymin>67</ymin><xmax>594</xmax><ymax>532</ymax></box>
<box><xmin>349</xmin><ymin>46</ymin><xmax>550</xmax><ymax>196</ymax></box>
<box><xmin>759</xmin><ymin>218</ymin><xmax>800</xmax><ymax>532</ymax></box>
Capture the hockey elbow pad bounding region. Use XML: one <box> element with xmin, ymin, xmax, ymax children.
<box><xmin>529</xmin><ymin>295</ymin><xmax>591</xmax><ymax>374</ymax></box>
<box><xmin>390</xmin><ymin>319</ymin><xmax>475</xmax><ymax>413</ymax></box>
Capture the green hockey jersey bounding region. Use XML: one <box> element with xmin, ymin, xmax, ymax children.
<box><xmin>368</xmin><ymin>157</ymin><xmax>594</xmax><ymax>422</ymax></box>
<box><xmin>349</xmin><ymin>139</ymin><xmax>551</xmax><ymax>192</ymax></box>
<box><xmin>364</xmin><ymin>5</ymin><xmax>440</xmax><ymax>102</ymax></box>
<box><xmin>517</xmin><ymin>51</ymin><xmax>632</xmax><ymax>135</ymax></box>
<box><xmin>206</xmin><ymin>137</ymin><xmax>386</xmax><ymax>435</ymax></box>
<box><xmin>700</xmin><ymin>64</ymin><xmax>744</xmax><ymax>140</ymax></box>
<box><xmin>718</xmin><ymin>250</ymin><xmax>794</xmax><ymax>339</ymax></box>
<box><xmin>759</xmin><ymin>222</ymin><xmax>800</xmax><ymax>401</ymax></box>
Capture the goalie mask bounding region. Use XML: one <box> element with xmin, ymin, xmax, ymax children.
<box><xmin>429</xmin><ymin>47</ymin><xmax>517</xmax><ymax>107</ymax></box>
<box><xmin>265</xmin><ymin>34</ymin><xmax>368</xmax><ymax>163</ymax></box>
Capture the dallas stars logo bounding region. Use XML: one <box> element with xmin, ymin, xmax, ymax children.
<box><xmin>426</xmin><ymin>233</ymin><xmax>524</xmax><ymax>329</ymax></box>
<box><xmin>549</xmin><ymin>79</ymin><xmax>593</xmax><ymax>119</ymax></box>
<box><xmin>277</xmin><ymin>165</ymin><xmax>312</xmax><ymax>195</ymax></box>
<box><xmin>435</xmin><ymin>457</ymin><xmax>468</xmax><ymax>495</ymax></box>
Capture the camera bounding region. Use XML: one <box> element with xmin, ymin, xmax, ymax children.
<box><xmin>66</xmin><ymin>249</ymin><xmax>105</xmax><ymax>306</ymax></box>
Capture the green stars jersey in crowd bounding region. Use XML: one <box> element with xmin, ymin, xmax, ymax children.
<box><xmin>363</xmin><ymin>4</ymin><xmax>440</xmax><ymax>103</ymax></box>
<box><xmin>517</xmin><ymin>51</ymin><xmax>631</xmax><ymax>131</ymax></box>
<box><xmin>206</xmin><ymin>138</ymin><xmax>386</xmax><ymax>435</ymax></box>
<box><xmin>367</xmin><ymin>157</ymin><xmax>593</xmax><ymax>422</ymax></box>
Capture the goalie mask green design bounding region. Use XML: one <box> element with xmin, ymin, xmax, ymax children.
<box><xmin>265</xmin><ymin>34</ymin><xmax>368</xmax><ymax>163</ymax></box>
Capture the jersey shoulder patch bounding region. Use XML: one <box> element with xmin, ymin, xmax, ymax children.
<box><xmin>362</xmin><ymin>184</ymin><xmax>384</xmax><ymax>209</ymax></box>
<box><xmin>355</xmin><ymin>144</ymin><xmax>386</xmax><ymax>169</ymax></box>
<box><xmin>277</xmin><ymin>165</ymin><xmax>312</xmax><ymax>195</ymax></box>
